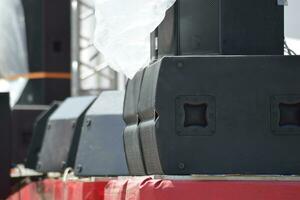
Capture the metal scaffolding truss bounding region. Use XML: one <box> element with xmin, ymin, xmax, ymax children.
<box><xmin>71</xmin><ymin>0</ymin><xmax>123</xmax><ymax>96</ymax></box>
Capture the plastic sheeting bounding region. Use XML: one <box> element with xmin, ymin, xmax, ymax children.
<box><xmin>0</xmin><ymin>0</ymin><xmax>28</xmax><ymax>106</ymax></box>
<box><xmin>93</xmin><ymin>0</ymin><xmax>176</xmax><ymax>79</ymax></box>
<box><xmin>285</xmin><ymin>0</ymin><xmax>300</xmax><ymax>54</ymax></box>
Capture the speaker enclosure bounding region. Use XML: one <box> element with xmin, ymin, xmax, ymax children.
<box><xmin>75</xmin><ymin>91</ymin><xmax>128</xmax><ymax>176</ymax></box>
<box><xmin>25</xmin><ymin>102</ymin><xmax>60</xmax><ymax>170</ymax></box>
<box><xmin>137</xmin><ymin>55</ymin><xmax>300</xmax><ymax>175</ymax></box>
<box><xmin>20</xmin><ymin>0</ymin><xmax>71</xmax><ymax>105</ymax></box>
<box><xmin>151</xmin><ymin>0</ymin><xmax>284</xmax><ymax>59</ymax></box>
<box><xmin>37</xmin><ymin>96</ymin><xmax>96</xmax><ymax>173</ymax></box>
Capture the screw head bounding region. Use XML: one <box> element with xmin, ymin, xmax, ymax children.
<box><xmin>178</xmin><ymin>162</ymin><xmax>185</xmax><ymax>170</ymax></box>
<box><xmin>37</xmin><ymin>162</ymin><xmax>42</xmax><ymax>170</ymax></box>
<box><xmin>86</xmin><ymin>119</ymin><xmax>92</xmax><ymax>127</ymax></box>
<box><xmin>61</xmin><ymin>161</ymin><xmax>66</xmax><ymax>169</ymax></box>
<box><xmin>177</xmin><ymin>62</ymin><xmax>184</xmax><ymax>68</ymax></box>
<box><xmin>76</xmin><ymin>165</ymin><xmax>83</xmax><ymax>173</ymax></box>
<box><xmin>71</xmin><ymin>121</ymin><xmax>76</xmax><ymax>129</ymax></box>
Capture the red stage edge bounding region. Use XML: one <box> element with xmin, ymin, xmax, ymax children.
<box><xmin>8</xmin><ymin>177</ymin><xmax>300</xmax><ymax>200</ymax></box>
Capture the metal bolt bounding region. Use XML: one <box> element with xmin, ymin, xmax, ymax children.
<box><xmin>177</xmin><ymin>62</ymin><xmax>184</xmax><ymax>68</ymax></box>
<box><xmin>86</xmin><ymin>119</ymin><xmax>92</xmax><ymax>127</ymax></box>
<box><xmin>178</xmin><ymin>162</ymin><xmax>185</xmax><ymax>170</ymax></box>
<box><xmin>76</xmin><ymin>165</ymin><xmax>83</xmax><ymax>173</ymax></box>
<box><xmin>61</xmin><ymin>161</ymin><xmax>66</xmax><ymax>169</ymax></box>
<box><xmin>71</xmin><ymin>121</ymin><xmax>76</xmax><ymax>129</ymax></box>
<box><xmin>37</xmin><ymin>162</ymin><xmax>42</xmax><ymax>170</ymax></box>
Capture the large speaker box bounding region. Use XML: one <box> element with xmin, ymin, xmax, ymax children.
<box><xmin>75</xmin><ymin>91</ymin><xmax>128</xmax><ymax>176</ymax></box>
<box><xmin>25</xmin><ymin>102</ymin><xmax>60</xmax><ymax>170</ymax></box>
<box><xmin>20</xmin><ymin>0</ymin><xmax>71</xmax><ymax>105</ymax></box>
<box><xmin>137</xmin><ymin>55</ymin><xmax>300</xmax><ymax>175</ymax></box>
<box><xmin>151</xmin><ymin>0</ymin><xmax>284</xmax><ymax>59</ymax></box>
<box><xmin>37</xmin><ymin>96</ymin><xmax>96</xmax><ymax>173</ymax></box>
<box><xmin>123</xmin><ymin>71</ymin><xmax>147</xmax><ymax>175</ymax></box>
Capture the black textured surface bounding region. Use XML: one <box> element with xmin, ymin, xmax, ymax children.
<box><xmin>138</xmin><ymin>56</ymin><xmax>300</xmax><ymax>175</ymax></box>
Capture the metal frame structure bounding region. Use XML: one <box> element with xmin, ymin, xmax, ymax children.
<box><xmin>71</xmin><ymin>0</ymin><xmax>124</xmax><ymax>96</ymax></box>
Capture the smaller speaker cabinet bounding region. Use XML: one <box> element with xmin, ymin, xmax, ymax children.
<box><xmin>123</xmin><ymin>71</ymin><xmax>147</xmax><ymax>175</ymax></box>
<box><xmin>75</xmin><ymin>91</ymin><xmax>128</xmax><ymax>176</ymax></box>
<box><xmin>37</xmin><ymin>96</ymin><xmax>96</xmax><ymax>173</ymax></box>
<box><xmin>25</xmin><ymin>102</ymin><xmax>60</xmax><ymax>170</ymax></box>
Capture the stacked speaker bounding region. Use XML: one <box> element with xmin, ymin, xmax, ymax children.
<box><xmin>124</xmin><ymin>0</ymin><xmax>300</xmax><ymax>175</ymax></box>
<box><xmin>125</xmin><ymin>56</ymin><xmax>300</xmax><ymax>175</ymax></box>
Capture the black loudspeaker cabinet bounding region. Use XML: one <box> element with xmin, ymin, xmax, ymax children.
<box><xmin>37</xmin><ymin>96</ymin><xmax>96</xmax><ymax>173</ymax></box>
<box><xmin>75</xmin><ymin>91</ymin><xmax>128</xmax><ymax>176</ymax></box>
<box><xmin>25</xmin><ymin>102</ymin><xmax>60</xmax><ymax>169</ymax></box>
<box><xmin>138</xmin><ymin>55</ymin><xmax>300</xmax><ymax>175</ymax></box>
<box><xmin>123</xmin><ymin>71</ymin><xmax>147</xmax><ymax>175</ymax></box>
<box><xmin>20</xmin><ymin>0</ymin><xmax>70</xmax><ymax>105</ymax></box>
<box><xmin>0</xmin><ymin>93</ymin><xmax>11</xmax><ymax>199</ymax></box>
<box><xmin>22</xmin><ymin>0</ymin><xmax>70</xmax><ymax>69</ymax></box>
<box><xmin>11</xmin><ymin>105</ymin><xmax>49</xmax><ymax>164</ymax></box>
<box><xmin>151</xmin><ymin>0</ymin><xmax>284</xmax><ymax>59</ymax></box>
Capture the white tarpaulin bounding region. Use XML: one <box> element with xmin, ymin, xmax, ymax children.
<box><xmin>93</xmin><ymin>0</ymin><xmax>176</xmax><ymax>79</ymax></box>
<box><xmin>0</xmin><ymin>0</ymin><xmax>28</xmax><ymax>106</ymax></box>
<box><xmin>285</xmin><ymin>0</ymin><xmax>300</xmax><ymax>54</ymax></box>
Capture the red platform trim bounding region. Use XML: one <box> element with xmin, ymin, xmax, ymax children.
<box><xmin>8</xmin><ymin>177</ymin><xmax>300</xmax><ymax>200</ymax></box>
<box><xmin>105</xmin><ymin>177</ymin><xmax>300</xmax><ymax>200</ymax></box>
<box><xmin>8</xmin><ymin>179</ymin><xmax>107</xmax><ymax>200</ymax></box>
